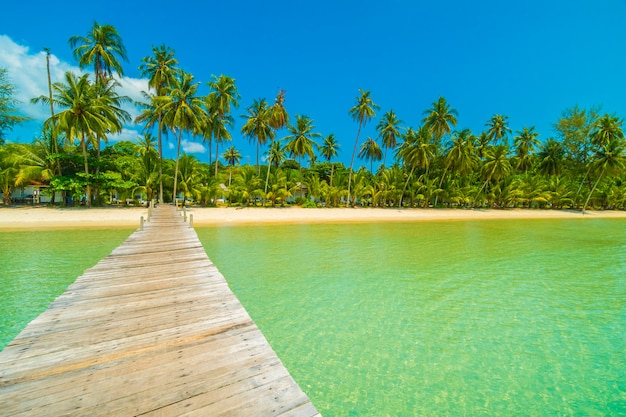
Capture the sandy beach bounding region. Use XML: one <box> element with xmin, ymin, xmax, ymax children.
<box><xmin>1</xmin><ymin>206</ymin><xmax>626</xmax><ymax>230</ymax></box>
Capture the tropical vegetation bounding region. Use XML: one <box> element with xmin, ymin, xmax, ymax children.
<box><xmin>1</xmin><ymin>23</ymin><xmax>625</xmax><ymax>210</ymax></box>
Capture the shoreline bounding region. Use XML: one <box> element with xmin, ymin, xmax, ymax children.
<box><xmin>1</xmin><ymin>206</ymin><xmax>626</xmax><ymax>230</ymax></box>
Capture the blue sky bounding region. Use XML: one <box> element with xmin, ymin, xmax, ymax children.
<box><xmin>2</xmin><ymin>0</ymin><xmax>626</xmax><ymax>168</ymax></box>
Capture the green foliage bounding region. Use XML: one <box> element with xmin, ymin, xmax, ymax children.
<box><xmin>0</xmin><ymin>68</ymin><xmax>29</xmax><ymax>144</ymax></box>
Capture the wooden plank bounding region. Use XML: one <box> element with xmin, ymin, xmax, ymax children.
<box><xmin>0</xmin><ymin>205</ymin><xmax>321</xmax><ymax>416</ymax></box>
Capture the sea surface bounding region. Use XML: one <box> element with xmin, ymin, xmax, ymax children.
<box><xmin>1</xmin><ymin>219</ymin><xmax>624</xmax><ymax>416</ymax></box>
<box><xmin>0</xmin><ymin>228</ymin><xmax>132</xmax><ymax>349</ymax></box>
<box><xmin>196</xmin><ymin>219</ymin><xmax>626</xmax><ymax>416</ymax></box>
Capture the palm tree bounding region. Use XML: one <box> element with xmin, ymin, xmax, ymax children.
<box><xmin>476</xmin><ymin>144</ymin><xmax>512</xmax><ymax>205</ymax></box>
<box><xmin>537</xmin><ymin>138</ymin><xmax>564</xmax><ymax>178</ymax></box>
<box><xmin>43</xmin><ymin>48</ymin><xmax>61</xmax><ymax>176</ymax></box>
<box><xmin>376</xmin><ymin>110</ymin><xmax>403</xmax><ymax>167</ymax></box>
<box><xmin>320</xmin><ymin>133</ymin><xmax>340</xmax><ymax>187</ymax></box>
<box><xmin>35</xmin><ymin>72</ymin><xmax>126</xmax><ymax>206</ymax></box>
<box><xmin>348</xmin><ymin>89</ymin><xmax>379</xmax><ymax>206</ymax></box>
<box><xmin>264</xmin><ymin>90</ymin><xmax>289</xmax><ymax>197</ymax></box>
<box><xmin>422</xmin><ymin>96</ymin><xmax>458</xmax><ymax>146</ymax></box>
<box><xmin>485</xmin><ymin>114</ymin><xmax>512</xmax><ymax>146</ymax></box>
<box><xmin>590</xmin><ymin>114</ymin><xmax>624</xmax><ymax>147</ymax></box>
<box><xmin>207</xmin><ymin>74</ymin><xmax>240</xmax><ymax>177</ymax></box>
<box><xmin>396</xmin><ymin>125</ymin><xmax>434</xmax><ymax>207</ymax></box>
<box><xmin>513</xmin><ymin>126</ymin><xmax>540</xmax><ymax>171</ymax></box>
<box><xmin>284</xmin><ymin>114</ymin><xmax>321</xmax><ymax>169</ymax></box>
<box><xmin>241</xmin><ymin>98</ymin><xmax>273</xmax><ymax>175</ymax></box>
<box><xmin>138</xmin><ymin>44</ymin><xmax>178</xmax><ymax>202</ymax></box>
<box><xmin>358</xmin><ymin>137</ymin><xmax>383</xmax><ymax>173</ymax></box>
<box><xmin>582</xmin><ymin>139</ymin><xmax>626</xmax><ymax>211</ymax></box>
<box><xmin>155</xmin><ymin>70</ymin><xmax>206</xmax><ymax>203</ymax></box>
<box><xmin>222</xmin><ymin>145</ymin><xmax>242</xmax><ymax>186</ymax></box>
<box><xmin>69</xmin><ymin>22</ymin><xmax>128</xmax><ymax>84</ymax></box>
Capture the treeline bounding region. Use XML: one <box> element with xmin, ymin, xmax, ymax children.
<box><xmin>0</xmin><ymin>23</ymin><xmax>624</xmax><ymax>210</ymax></box>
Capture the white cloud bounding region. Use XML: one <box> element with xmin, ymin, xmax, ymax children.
<box><xmin>182</xmin><ymin>139</ymin><xmax>206</xmax><ymax>154</ymax></box>
<box><xmin>109</xmin><ymin>127</ymin><xmax>143</xmax><ymax>143</ymax></box>
<box><xmin>0</xmin><ymin>35</ymin><xmax>148</xmax><ymax>133</ymax></box>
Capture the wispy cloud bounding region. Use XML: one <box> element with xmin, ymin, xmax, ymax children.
<box><xmin>0</xmin><ymin>35</ymin><xmax>148</xmax><ymax>137</ymax></box>
<box><xmin>182</xmin><ymin>139</ymin><xmax>205</xmax><ymax>154</ymax></box>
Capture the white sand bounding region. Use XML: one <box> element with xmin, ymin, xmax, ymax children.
<box><xmin>1</xmin><ymin>206</ymin><xmax>625</xmax><ymax>229</ymax></box>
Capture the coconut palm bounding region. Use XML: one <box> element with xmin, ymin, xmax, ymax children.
<box><xmin>241</xmin><ymin>98</ymin><xmax>273</xmax><ymax>174</ymax></box>
<box><xmin>69</xmin><ymin>22</ymin><xmax>127</xmax><ymax>84</ymax></box>
<box><xmin>35</xmin><ymin>72</ymin><xmax>126</xmax><ymax>206</ymax></box>
<box><xmin>154</xmin><ymin>70</ymin><xmax>206</xmax><ymax>203</ymax></box>
<box><xmin>358</xmin><ymin>137</ymin><xmax>383</xmax><ymax>173</ymax></box>
<box><xmin>376</xmin><ymin>109</ymin><xmax>403</xmax><ymax>167</ymax></box>
<box><xmin>207</xmin><ymin>74</ymin><xmax>240</xmax><ymax>177</ymax></box>
<box><xmin>476</xmin><ymin>145</ymin><xmax>512</xmax><ymax>204</ymax></box>
<box><xmin>590</xmin><ymin>114</ymin><xmax>624</xmax><ymax>147</ymax></box>
<box><xmin>422</xmin><ymin>96</ymin><xmax>458</xmax><ymax>146</ymax></box>
<box><xmin>320</xmin><ymin>133</ymin><xmax>340</xmax><ymax>187</ymax></box>
<box><xmin>582</xmin><ymin>139</ymin><xmax>626</xmax><ymax>211</ymax></box>
<box><xmin>348</xmin><ymin>89</ymin><xmax>379</xmax><ymax>206</ymax></box>
<box><xmin>396</xmin><ymin>125</ymin><xmax>434</xmax><ymax>207</ymax></box>
<box><xmin>537</xmin><ymin>138</ymin><xmax>564</xmax><ymax>178</ymax></box>
<box><xmin>138</xmin><ymin>44</ymin><xmax>178</xmax><ymax>202</ymax></box>
<box><xmin>264</xmin><ymin>90</ymin><xmax>290</xmax><ymax>196</ymax></box>
<box><xmin>1</xmin><ymin>68</ymin><xmax>29</xmax><ymax>146</ymax></box>
<box><xmin>485</xmin><ymin>114</ymin><xmax>512</xmax><ymax>146</ymax></box>
<box><xmin>513</xmin><ymin>126</ymin><xmax>540</xmax><ymax>172</ymax></box>
<box><xmin>284</xmin><ymin>114</ymin><xmax>321</xmax><ymax>170</ymax></box>
<box><xmin>222</xmin><ymin>145</ymin><xmax>242</xmax><ymax>186</ymax></box>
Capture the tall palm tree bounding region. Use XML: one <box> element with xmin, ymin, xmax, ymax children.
<box><xmin>396</xmin><ymin>125</ymin><xmax>434</xmax><ymax>207</ymax></box>
<box><xmin>590</xmin><ymin>114</ymin><xmax>624</xmax><ymax>147</ymax></box>
<box><xmin>42</xmin><ymin>48</ymin><xmax>61</xmax><ymax>176</ymax></box>
<box><xmin>222</xmin><ymin>145</ymin><xmax>242</xmax><ymax>186</ymax></box>
<box><xmin>69</xmin><ymin>22</ymin><xmax>128</xmax><ymax>84</ymax></box>
<box><xmin>582</xmin><ymin>139</ymin><xmax>626</xmax><ymax>211</ymax></box>
<box><xmin>35</xmin><ymin>72</ymin><xmax>124</xmax><ymax>206</ymax></box>
<box><xmin>264</xmin><ymin>90</ymin><xmax>289</xmax><ymax>197</ymax></box>
<box><xmin>422</xmin><ymin>96</ymin><xmax>458</xmax><ymax>147</ymax></box>
<box><xmin>485</xmin><ymin>114</ymin><xmax>512</xmax><ymax>146</ymax></box>
<box><xmin>138</xmin><ymin>44</ymin><xmax>178</xmax><ymax>202</ymax></box>
<box><xmin>358</xmin><ymin>137</ymin><xmax>383</xmax><ymax>173</ymax></box>
<box><xmin>376</xmin><ymin>109</ymin><xmax>403</xmax><ymax>167</ymax></box>
<box><xmin>320</xmin><ymin>133</ymin><xmax>340</xmax><ymax>187</ymax></box>
<box><xmin>476</xmin><ymin>144</ymin><xmax>512</xmax><ymax>204</ymax></box>
<box><xmin>155</xmin><ymin>70</ymin><xmax>206</xmax><ymax>203</ymax></box>
<box><xmin>536</xmin><ymin>138</ymin><xmax>564</xmax><ymax>178</ymax></box>
<box><xmin>207</xmin><ymin>74</ymin><xmax>240</xmax><ymax>177</ymax></box>
<box><xmin>241</xmin><ymin>98</ymin><xmax>273</xmax><ymax>175</ymax></box>
<box><xmin>348</xmin><ymin>89</ymin><xmax>379</xmax><ymax>206</ymax></box>
<box><xmin>513</xmin><ymin>126</ymin><xmax>540</xmax><ymax>172</ymax></box>
<box><xmin>284</xmin><ymin>114</ymin><xmax>321</xmax><ymax>169</ymax></box>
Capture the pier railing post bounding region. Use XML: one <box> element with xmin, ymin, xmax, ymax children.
<box><xmin>189</xmin><ymin>214</ymin><xmax>193</xmax><ymax>227</ymax></box>
<box><xmin>140</xmin><ymin>216</ymin><xmax>144</xmax><ymax>231</ymax></box>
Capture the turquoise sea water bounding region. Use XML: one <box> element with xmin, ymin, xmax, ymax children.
<box><xmin>0</xmin><ymin>228</ymin><xmax>132</xmax><ymax>349</ymax></box>
<box><xmin>197</xmin><ymin>219</ymin><xmax>626</xmax><ymax>416</ymax></box>
<box><xmin>1</xmin><ymin>220</ymin><xmax>624</xmax><ymax>416</ymax></box>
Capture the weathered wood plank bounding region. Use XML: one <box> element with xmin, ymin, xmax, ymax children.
<box><xmin>0</xmin><ymin>205</ymin><xmax>321</xmax><ymax>416</ymax></box>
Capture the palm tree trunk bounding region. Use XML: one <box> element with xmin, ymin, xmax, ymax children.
<box><xmin>330</xmin><ymin>162</ymin><xmax>335</xmax><ymax>188</ymax></box>
<box><xmin>158</xmin><ymin>114</ymin><xmax>164</xmax><ymax>203</ymax></box>
<box><xmin>173</xmin><ymin>129</ymin><xmax>182</xmax><ymax>204</ymax></box>
<box><xmin>582</xmin><ymin>168</ymin><xmax>605</xmax><ymax>212</ymax></box>
<box><xmin>81</xmin><ymin>134</ymin><xmax>91</xmax><ymax>208</ymax></box>
<box><xmin>347</xmin><ymin>121</ymin><xmax>363</xmax><ymax>207</ymax></box>
<box><xmin>214</xmin><ymin>137</ymin><xmax>220</xmax><ymax>178</ymax></box>
<box><xmin>398</xmin><ymin>165</ymin><xmax>416</xmax><ymax>208</ymax></box>
<box><xmin>574</xmin><ymin>166</ymin><xmax>592</xmax><ymax>209</ymax></box>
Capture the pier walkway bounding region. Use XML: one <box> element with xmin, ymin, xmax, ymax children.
<box><xmin>0</xmin><ymin>205</ymin><xmax>320</xmax><ymax>416</ymax></box>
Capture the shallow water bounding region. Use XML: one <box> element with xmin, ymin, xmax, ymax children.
<box><xmin>0</xmin><ymin>228</ymin><xmax>132</xmax><ymax>349</ymax></box>
<box><xmin>197</xmin><ymin>219</ymin><xmax>626</xmax><ymax>416</ymax></box>
<box><xmin>1</xmin><ymin>220</ymin><xmax>624</xmax><ymax>415</ymax></box>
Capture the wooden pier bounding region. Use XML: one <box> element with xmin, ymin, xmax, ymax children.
<box><xmin>0</xmin><ymin>205</ymin><xmax>321</xmax><ymax>416</ymax></box>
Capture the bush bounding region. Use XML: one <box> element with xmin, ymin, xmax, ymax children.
<box><xmin>302</xmin><ymin>200</ymin><xmax>317</xmax><ymax>208</ymax></box>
